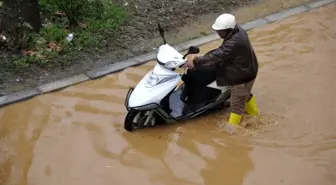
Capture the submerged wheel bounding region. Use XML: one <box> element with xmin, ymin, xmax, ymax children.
<box><xmin>124</xmin><ymin>110</ymin><xmax>138</xmax><ymax>132</ymax></box>
<box><xmin>124</xmin><ymin>110</ymin><xmax>159</xmax><ymax>132</ymax></box>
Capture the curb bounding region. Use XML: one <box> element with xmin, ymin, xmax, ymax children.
<box><xmin>0</xmin><ymin>0</ymin><xmax>334</xmax><ymax>108</ymax></box>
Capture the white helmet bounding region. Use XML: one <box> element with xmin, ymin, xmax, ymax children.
<box><xmin>212</xmin><ymin>14</ymin><xmax>236</xmax><ymax>31</ymax></box>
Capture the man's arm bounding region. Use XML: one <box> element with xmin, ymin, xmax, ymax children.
<box><xmin>194</xmin><ymin>40</ymin><xmax>236</xmax><ymax>70</ymax></box>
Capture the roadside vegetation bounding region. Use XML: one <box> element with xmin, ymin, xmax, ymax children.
<box><xmin>0</xmin><ymin>0</ymin><xmax>126</xmax><ymax>69</ymax></box>
<box><xmin>1</xmin><ymin>0</ymin><xmax>264</xmax><ymax>95</ymax></box>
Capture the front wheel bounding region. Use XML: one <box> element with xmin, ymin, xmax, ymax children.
<box><xmin>124</xmin><ymin>110</ymin><xmax>160</xmax><ymax>132</ymax></box>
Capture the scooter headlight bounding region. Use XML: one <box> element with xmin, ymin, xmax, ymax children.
<box><xmin>165</xmin><ymin>60</ymin><xmax>180</xmax><ymax>68</ymax></box>
<box><xmin>145</xmin><ymin>72</ymin><xmax>178</xmax><ymax>88</ymax></box>
<box><xmin>146</xmin><ymin>73</ymin><xmax>161</xmax><ymax>87</ymax></box>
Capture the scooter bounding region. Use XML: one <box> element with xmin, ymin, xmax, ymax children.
<box><xmin>124</xmin><ymin>24</ymin><xmax>231</xmax><ymax>132</ymax></box>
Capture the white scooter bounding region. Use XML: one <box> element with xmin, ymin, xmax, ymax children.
<box><xmin>124</xmin><ymin>24</ymin><xmax>231</xmax><ymax>132</ymax></box>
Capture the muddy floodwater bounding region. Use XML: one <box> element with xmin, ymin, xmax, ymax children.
<box><xmin>0</xmin><ymin>4</ymin><xmax>335</xmax><ymax>185</ymax></box>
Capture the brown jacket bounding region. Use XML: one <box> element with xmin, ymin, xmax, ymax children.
<box><xmin>194</xmin><ymin>25</ymin><xmax>259</xmax><ymax>86</ymax></box>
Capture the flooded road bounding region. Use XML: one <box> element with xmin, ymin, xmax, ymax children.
<box><xmin>0</xmin><ymin>4</ymin><xmax>335</xmax><ymax>185</ymax></box>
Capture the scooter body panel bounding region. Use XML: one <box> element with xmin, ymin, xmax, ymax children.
<box><xmin>128</xmin><ymin>64</ymin><xmax>181</xmax><ymax>108</ymax></box>
<box><xmin>125</xmin><ymin>43</ymin><xmax>231</xmax><ymax>126</ymax></box>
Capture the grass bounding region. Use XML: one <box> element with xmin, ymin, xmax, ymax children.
<box><xmin>3</xmin><ymin>0</ymin><xmax>127</xmax><ymax>69</ymax></box>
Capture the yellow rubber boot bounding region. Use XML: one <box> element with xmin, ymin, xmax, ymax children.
<box><xmin>228</xmin><ymin>113</ymin><xmax>242</xmax><ymax>125</ymax></box>
<box><xmin>245</xmin><ymin>95</ymin><xmax>259</xmax><ymax>116</ymax></box>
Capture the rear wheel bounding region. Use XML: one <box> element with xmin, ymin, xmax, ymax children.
<box><xmin>124</xmin><ymin>110</ymin><xmax>162</xmax><ymax>132</ymax></box>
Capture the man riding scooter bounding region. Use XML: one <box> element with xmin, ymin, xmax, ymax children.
<box><xmin>184</xmin><ymin>13</ymin><xmax>259</xmax><ymax>134</ymax></box>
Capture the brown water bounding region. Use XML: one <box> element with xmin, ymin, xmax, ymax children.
<box><xmin>0</xmin><ymin>4</ymin><xmax>335</xmax><ymax>185</ymax></box>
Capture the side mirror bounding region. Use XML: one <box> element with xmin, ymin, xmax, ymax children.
<box><xmin>158</xmin><ymin>24</ymin><xmax>164</xmax><ymax>38</ymax></box>
<box><xmin>188</xmin><ymin>46</ymin><xmax>200</xmax><ymax>54</ymax></box>
<box><xmin>183</xmin><ymin>46</ymin><xmax>200</xmax><ymax>59</ymax></box>
<box><xmin>158</xmin><ymin>23</ymin><xmax>166</xmax><ymax>44</ymax></box>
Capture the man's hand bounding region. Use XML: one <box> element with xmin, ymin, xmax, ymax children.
<box><xmin>183</xmin><ymin>61</ymin><xmax>195</xmax><ymax>70</ymax></box>
<box><xmin>183</xmin><ymin>54</ymin><xmax>197</xmax><ymax>69</ymax></box>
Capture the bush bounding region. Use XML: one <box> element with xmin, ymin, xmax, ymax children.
<box><xmin>5</xmin><ymin>0</ymin><xmax>127</xmax><ymax>68</ymax></box>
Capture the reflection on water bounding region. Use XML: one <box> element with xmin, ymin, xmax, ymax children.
<box><xmin>0</xmin><ymin>3</ymin><xmax>335</xmax><ymax>185</ymax></box>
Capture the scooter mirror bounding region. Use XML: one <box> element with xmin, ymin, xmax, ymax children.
<box><xmin>157</xmin><ymin>23</ymin><xmax>166</xmax><ymax>44</ymax></box>
<box><xmin>158</xmin><ymin>24</ymin><xmax>164</xmax><ymax>38</ymax></box>
<box><xmin>188</xmin><ymin>46</ymin><xmax>200</xmax><ymax>54</ymax></box>
<box><xmin>183</xmin><ymin>46</ymin><xmax>200</xmax><ymax>59</ymax></box>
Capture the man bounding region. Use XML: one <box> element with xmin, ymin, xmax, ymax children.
<box><xmin>184</xmin><ymin>13</ymin><xmax>259</xmax><ymax>134</ymax></box>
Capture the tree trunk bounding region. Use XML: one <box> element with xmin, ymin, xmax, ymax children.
<box><xmin>0</xmin><ymin>0</ymin><xmax>19</xmax><ymax>40</ymax></box>
<box><xmin>21</xmin><ymin>0</ymin><xmax>42</xmax><ymax>32</ymax></box>
<box><xmin>0</xmin><ymin>0</ymin><xmax>42</xmax><ymax>50</ymax></box>
<box><xmin>1</xmin><ymin>0</ymin><xmax>42</xmax><ymax>33</ymax></box>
